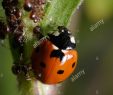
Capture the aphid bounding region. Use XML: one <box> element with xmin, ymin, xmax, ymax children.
<box><xmin>33</xmin><ymin>25</ymin><xmax>41</xmax><ymax>35</ymax></box>
<box><xmin>24</xmin><ymin>0</ymin><xmax>33</xmax><ymax>12</ymax></box>
<box><xmin>12</xmin><ymin>64</ymin><xmax>21</xmax><ymax>75</ymax></box>
<box><xmin>30</xmin><ymin>10</ymin><xmax>40</xmax><ymax>23</ymax></box>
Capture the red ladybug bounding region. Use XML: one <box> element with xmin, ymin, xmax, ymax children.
<box><xmin>31</xmin><ymin>26</ymin><xmax>78</xmax><ymax>84</ymax></box>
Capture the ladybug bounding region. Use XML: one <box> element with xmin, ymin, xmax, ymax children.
<box><xmin>31</xmin><ymin>26</ymin><xmax>78</xmax><ymax>84</ymax></box>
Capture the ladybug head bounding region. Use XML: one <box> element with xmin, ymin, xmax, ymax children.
<box><xmin>48</xmin><ymin>26</ymin><xmax>76</xmax><ymax>50</ymax></box>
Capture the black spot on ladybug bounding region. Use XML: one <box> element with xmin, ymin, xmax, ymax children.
<box><xmin>57</xmin><ymin>70</ymin><xmax>64</xmax><ymax>74</ymax></box>
<box><xmin>72</xmin><ymin>62</ymin><xmax>75</xmax><ymax>68</ymax></box>
<box><xmin>40</xmin><ymin>62</ymin><xmax>46</xmax><ymax>68</ymax></box>
<box><xmin>50</xmin><ymin>50</ymin><xmax>64</xmax><ymax>61</ymax></box>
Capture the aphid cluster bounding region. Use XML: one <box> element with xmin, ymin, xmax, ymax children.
<box><xmin>12</xmin><ymin>63</ymin><xmax>32</xmax><ymax>80</ymax></box>
<box><xmin>2</xmin><ymin>0</ymin><xmax>24</xmax><ymax>55</ymax></box>
<box><xmin>1</xmin><ymin>0</ymin><xmax>46</xmax><ymax>79</ymax></box>
<box><xmin>24</xmin><ymin>0</ymin><xmax>46</xmax><ymax>23</ymax></box>
<box><xmin>2</xmin><ymin>0</ymin><xmax>26</xmax><ymax>76</ymax></box>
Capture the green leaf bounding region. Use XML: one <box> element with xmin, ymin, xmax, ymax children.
<box><xmin>41</xmin><ymin>0</ymin><xmax>81</xmax><ymax>33</ymax></box>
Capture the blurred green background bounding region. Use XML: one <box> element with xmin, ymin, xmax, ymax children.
<box><xmin>0</xmin><ymin>0</ymin><xmax>113</xmax><ymax>95</ymax></box>
<box><xmin>65</xmin><ymin>0</ymin><xmax>113</xmax><ymax>95</ymax></box>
